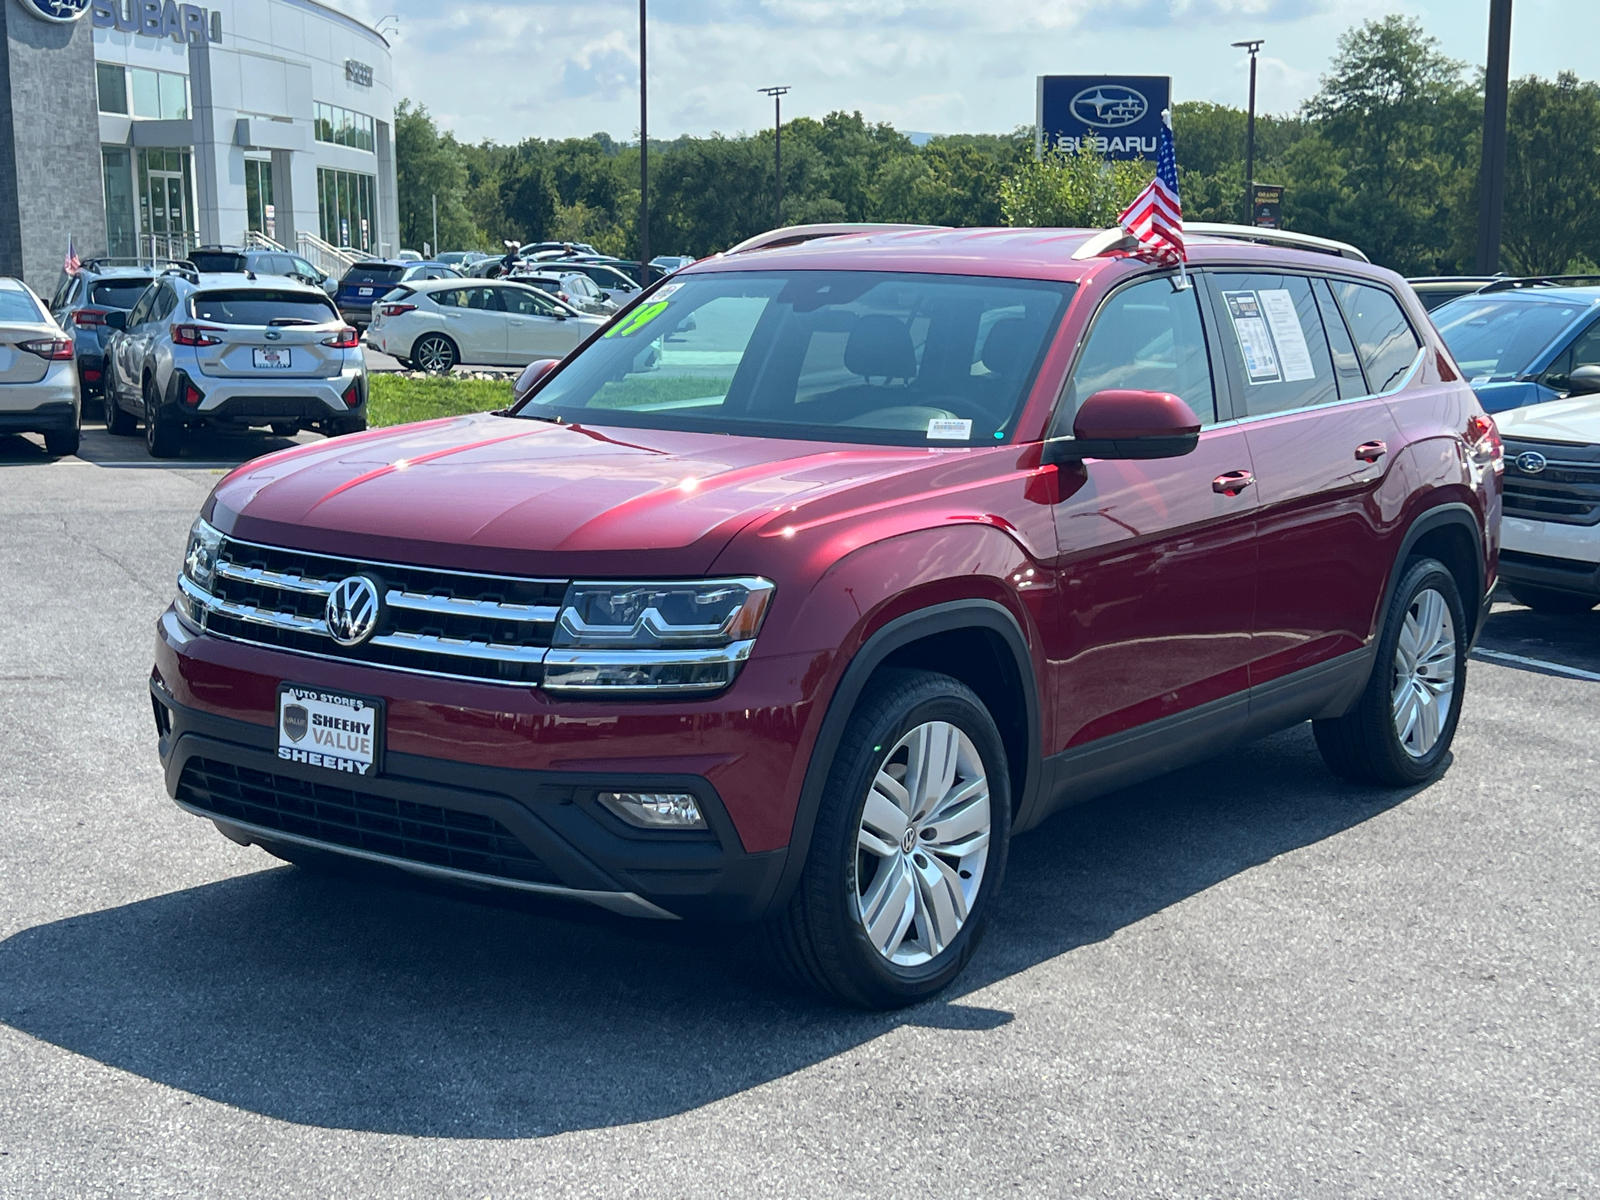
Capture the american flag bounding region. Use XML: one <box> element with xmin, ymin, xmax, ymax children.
<box><xmin>1117</xmin><ymin>109</ymin><xmax>1184</xmax><ymax>264</ymax></box>
<box><xmin>63</xmin><ymin>236</ymin><xmax>81</xmax><ymax>276</ymax></box>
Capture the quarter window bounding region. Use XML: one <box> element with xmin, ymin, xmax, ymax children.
<box><xmin>1210</xmin><ymin>272</ymin><xmax>1338</xmax><ymax>417</ymax></box>
<box><xmin>1062</xmin><ymin>275</ymin><xmax>1217</xmax><ymax>426</ymax></box>
<box><xmin>1332</xmin><ymin>281</ymin><xmax>1421</xmax><ymax>393</ymax></box>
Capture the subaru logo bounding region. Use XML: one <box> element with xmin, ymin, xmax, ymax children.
<box><xmin>325</xmin><ymin>576</ymin><xmax>381</xmax><ymax>646</ymax></box>
<box><xmin>20</xmin><ymin>0</ymin><xmax>89</xmax><ymax>21</ymax></box>
<box><xmin>1516</xmin><ymin>451</ymin><xmax>1548</xmax><ymax>474</ymax></box>
<box><xmin>264</xmin><ymin>329</ymin><xmax>282</xmax><ymax>340</ymax></box>
<box><xmin>1070</xmin><ymin>84</ymin><xmax>1149</xmax><ymax>129</ymax></box>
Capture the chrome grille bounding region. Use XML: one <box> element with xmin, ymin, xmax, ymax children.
<box><xmin>1502</xmin><ymin>437</ymin><xmax>1600</xmax><ymax>527</ymax></box>
<box><xmin>183</xmin><ymin>534</ymin><xmax>567</xmax><ymax>684</ymax></box>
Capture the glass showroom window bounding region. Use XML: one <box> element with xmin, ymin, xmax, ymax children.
<box><xmin>318</xmin><ymin>168</ymin><xmax>376</xmax><ymax>251</ymax></box>
<box><xmin>98</xmin><ymin>64</ymin><xmax>189</xmax><ymax>120</ymax></box>
<box><xmin>313</xmin><ymin>102</ymin><xmax>376</xmax><ymax>153</ymax></box>
<box><xmin>101</xmin><ymin>147</ymin><xmax>138</xmax><ymax>260</ymax></box>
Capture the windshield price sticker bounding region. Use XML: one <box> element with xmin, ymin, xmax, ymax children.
<box><xmin>1222</xmin><ymin>290</ymin><xmax>1283</xmax><ymax>385</ymax></box>
<box><xmin>926</xmin><ymin>418</ymin><xmax>973</xmax><ymax>440</ymax></box>
<box><xmin>1257</xmin><ymin>289</ymin><xmax>1317</xmax><ymax>382</ymax></box>
<box><xmin>277</xmin><ymin>685</ymin><xmax>382</xmax><ymax>776</ymax></box>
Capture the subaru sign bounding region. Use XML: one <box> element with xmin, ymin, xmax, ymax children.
<box><xmin>20</xmin><ymin>0</ymin><xmax>91</xmax><ymax>21</ymax></box>
<box><xmin>1037</xmin><ymin>75</ymin><xmax>1172</xmax><ymax>160</ymax></box>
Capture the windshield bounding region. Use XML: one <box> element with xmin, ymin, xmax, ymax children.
<box><xmin>516</xmin><ymin>271</ymin><xmax>1075</xmax><ymax>446</ymax></box>
<box><xmin>1433</xmin><ymin>296</ymin><xmax>1590</xmax><ymax>379</ymax></box>
<box><xmin>189</xmin><ymin>290</ymin><xmax>339</xmax><ymax>325</ymax></box>
<box><xmin>343</xmin><ymin>264</ymin><xmax>404</xmax><ymax>285</ymax></box>
<box><xmin>90</xmin><ymin>279</ymin><xmax>153</xmax><ymax>309</ymax></box>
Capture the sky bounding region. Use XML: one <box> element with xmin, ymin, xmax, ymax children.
<box><xmin>342</xmin><ymin>0</ymin><xmax>1600</xmax><ymax>146</ymax></box>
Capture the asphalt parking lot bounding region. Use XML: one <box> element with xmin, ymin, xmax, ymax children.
<box><xmin>1</xmin><ymin>432</ymin><xmax>1596</xmax><ymax>1199</ymax></box>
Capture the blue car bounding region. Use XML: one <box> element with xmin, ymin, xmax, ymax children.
<box><xmin>1431</xmin><ymin>285</ymin><xmax>1600</xmax><ymax>413</ymax></box>
<box><xmin>335</xmin><ymin>260</ymin><xmax>462</xmax><ymax>328</ymax></box>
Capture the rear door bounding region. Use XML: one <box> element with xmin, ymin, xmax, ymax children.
<box><xmin>1048</xmin><ymin>272</ymin><xmax>1259</xmax><ymax>751</ymax></box>
<box><xmin>432</xmin><ymin>285</ymin><xmax>508</xmax><ymax>363</ymax></box>
<box><xmin>1205</xmin><ymin>269</ymin><xmax>1408</xmax><ymax>687</ymax></box>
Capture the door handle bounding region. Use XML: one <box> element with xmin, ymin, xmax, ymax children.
<box><xmin>1354</xmin><ymin>440</ymin><xmax>1388</xmax><ymax>463</ymax></box>
<box><xmin>1213</xmin><ymin>470</ymin><xmax>1254</xmax><ymax>497</ymax></box>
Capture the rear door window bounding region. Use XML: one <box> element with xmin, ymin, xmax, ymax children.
<box><xmin>432</xmin><ymin>286</ymin><xmax>504</xmax><ymax>311</ymax></box>
<box><xmin>189</xmin><ymin>289</ymin><xmax>339</xmax><ymax>325</ymax></box>
<box><xmin>1312</xmin><ymin>278</ymin><xmax>1368</xmax><ymax>397</ymax></box>
<box><xmin>500</xmin><ymin>287</ymin><xmax>561</xmax><ymax>316</ymax></box>
<box><xmin>1208</xmin><ymin>272</ymin><xmax>1338</xmax><ymax>416</ymax></box>
<box><xmin>1331</xmin><ymin>281</ymin><xmax>1421</xmax><ymax>393</ymax></box>
<box><xmin>1061</xmin><ymin>275</ymin><xmax>1217</xmax><ymax>426</ymax></box>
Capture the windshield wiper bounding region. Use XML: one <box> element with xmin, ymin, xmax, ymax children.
<box><xmin>267</xmin><ymin>317</ymin><xmax>319</xmax><ymax>327</ymax></box>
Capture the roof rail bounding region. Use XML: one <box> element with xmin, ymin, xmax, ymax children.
<box><xmin>722</xmin><ymin>223</ymin><xmax>946</xmax><ymax>257</ymax></box>
<box><xmin>1478</xmin><ymin>274</ymin><xmax>1600</xmax><ymax>294</ymax></box>
<box><xmin>1186</xmin><ymin>222</ymin><xmax>1370</xmax><ymax>262</ymax></box>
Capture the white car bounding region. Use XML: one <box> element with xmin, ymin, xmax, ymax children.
<box><xmin>0</xmin><ymin>276</ymin><xmax>81</xmax><ymax>456</ymax></box>
<box><xmin>1496</xmin><ymin>395</ymin><xmax>1600</xmax><ymax>613</ymax></box>
<box><xmin>367</xmin><ymin>279</ymin><xmax>606</xmax><ymax>373</ymax></box>
<box><xmin>510</xmin><ymin>268</ymin><xmax>618</xmax><ymax>315</ymax></box>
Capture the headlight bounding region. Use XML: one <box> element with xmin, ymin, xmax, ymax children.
<box><xmin>175</xmin><ymin>517</ymin><xmax>222</xmax><ymax>630</ymax></box>
<box><xmin>544</xmin><ymin>577</ymin><xmax>774</xmax><ymax>694</ymax></box>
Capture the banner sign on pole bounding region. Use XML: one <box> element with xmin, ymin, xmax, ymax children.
<box><xmin>1036</xmin><ymin>75</ymin><xmax>1173</xmax><ymax>161</ymax></box>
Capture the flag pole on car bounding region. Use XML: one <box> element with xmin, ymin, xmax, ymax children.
<box><xmin>1116</xmin><ymin>109</ymin><xmax>1187</xmax><ymax>289</ymax></box>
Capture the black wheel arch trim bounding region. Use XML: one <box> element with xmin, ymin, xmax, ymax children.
<box><xmin>761</xmin><ymin>598</ymin><xmax>1042</xmax><ymax>919</ymax></box>
<box><xmin>1380</xmin><ymin>502</ymin><xmax>1487</xmax><ymax>644</ymax></box>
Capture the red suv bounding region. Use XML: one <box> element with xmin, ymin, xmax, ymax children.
<box><xmin>153</xmin><ymin>226</ymin><xmax>1501</xmax><ymax>1008</ymax></box>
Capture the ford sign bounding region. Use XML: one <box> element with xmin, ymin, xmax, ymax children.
<box><xmin>1070</xmin><ymin>85</ymin><xmax>1148</xmax><ymax>130</ymax></box>
<box><xmin>21</xmin><ymin>0</ymin><xmax>91</xmax><ymax>22</ymax></box>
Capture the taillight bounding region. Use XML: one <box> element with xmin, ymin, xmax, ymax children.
<box><xmin>378</xmin><ymin>303</ymin><xmax>415</xmax><ymax>317</ymax></box>
<box><xmin>172</xmin><ymin>324</ymin><xmax>225</xmax><ymax>347</ymax></box>
<box><xmin>322</xmin><ymin>327</ymin><xmax>361</xmax><ymax>349</ymax></box>
<box><xmin>19</xmin><ymin>338</ymin><xmax>73</xmax><ymax>360</ymax></box>
<box><xmin>74</xmin><ymin>308</ymin><xmax>110</xmax><ymax>327</ymax></box>
<box><xmin>341</xmin><ymin>380</ymin><xmax>361</xmax><ymax>408</ymax></box>
<box><xmin>1466</xmin><ymin>413</ymin><xmax>1503</xmax><ymax>471</ymax></box>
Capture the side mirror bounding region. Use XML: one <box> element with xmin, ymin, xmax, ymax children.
<box><xmin>1568</xmin><ymin>364</ymin><xmax>1600</xmax><ymax>395</ymax></box>
<box><xmin>1043</xmin><ymin>389</ymin><xmax>1202</xmax><ymax>464</ymax></box>
<box><xmin>512</xmin><ymin>357</ymin><xmax>561</xmax><ymax>404</ymax></box>
<box><xmin>104</xmin><ymin>310</ymin><xmax>127</xmax><ymax>331</ymax></box>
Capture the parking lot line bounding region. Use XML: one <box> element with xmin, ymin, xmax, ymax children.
<box><xmin>1472</xmin><ymin>647</ymin><xmax>1600</xmax><ymax>682</ymax></box>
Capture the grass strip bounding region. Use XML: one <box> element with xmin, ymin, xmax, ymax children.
<box><xmin>367</xmin><ymin>375</ymin><xmax>514</xmax><ymax>428</ymax></box>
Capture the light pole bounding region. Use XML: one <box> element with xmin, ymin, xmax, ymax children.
<box><xmin>431</xmin><ymin>193</ymin><xmax>437</xmax><ymax>257</ymax></box>
<box><xmin>1477</xmin><ymin>0</ymin><xmax>1513</xmax><ymax>274</ymax></box>
<box><xmin>1232</xmin><ymin>39</ymin><xmax>1264</xmax><ymax>224</ymax></box>
<box><xmin>758</xmin><ymin>85</ymin><xmax>791</xmax><ymax>228</ymax></box>
<box><xmin>638</xmin><ymin>0</ymin><xmax>650</xmax><ymax>285</ymax></box>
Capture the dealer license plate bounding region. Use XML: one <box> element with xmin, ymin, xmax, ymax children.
<box><xmin>277</xmin><ymin>684</ymin><xmax>383</xmax><ymax>776</ymax></box>
<box><xmin>358</xmin><ymin>287</ymin><xmax>374</xmax><ymax>296</ymax></box>
<box><xmin>253</xmin><ymin>347</ymin><xmax>292</xmax><ymax>370</ymax></box>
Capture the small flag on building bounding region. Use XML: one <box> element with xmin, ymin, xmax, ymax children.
<box><xmin>63</xmin><ymin>236</ymin><xmax>81</xmax><ymax>276</ymax></box>
<box><xmin>1117</xmin><ymin>109</ymin><xmax>1184</xmax><ymax>269</ymax></box>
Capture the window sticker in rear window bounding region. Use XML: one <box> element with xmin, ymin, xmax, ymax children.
<box><xmin>1222</xmin><ymin>290</ymin><xmax>1283</xmax><ymax>385</ymax></box>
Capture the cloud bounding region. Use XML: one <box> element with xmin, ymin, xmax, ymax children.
<box><xmin>561</xmin><ymin>33</ymin><xmax>638</xmax><ymax>99</ymax></box>
<box><xmin>1077</xmin><ymin>0</ymin><xmax>1335</xmax><ymax>32</ymax></box>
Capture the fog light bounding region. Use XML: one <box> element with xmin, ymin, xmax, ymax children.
<box><xmin>597</xmin><ymin>791</ymin><xmax>705</xmax><ymax>830</ymax></box>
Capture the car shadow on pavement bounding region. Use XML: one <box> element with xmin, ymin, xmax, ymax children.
<box><xmin>0</xmin><ymin>724</ymin><xmax>1421</xmax><ymax>1139</ymax></box>
<box><xmin>1476</xmin><ymin>600</ymin><xmax>1600</xmax><ymax>678</ymax></box>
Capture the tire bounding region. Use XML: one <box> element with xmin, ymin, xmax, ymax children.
<box><xmin>1507</xmin><ymin>584</ymin><xmax>1597</xmax><ymax>615</ymax></box>
<box><xmin>43</xmin><ymin>424</ymin><xmax>80</xmax><ymax>457</ymax></box>
<box><xmin>325</xmin><ymin>417</ymin><xmax>367</xmax><ymax>437</ymax></box>
<box><xmin>412</xmin><ymin>334</ymin><xmax>458</xmax><ymax>374</ymax></box>
<box><xmin>143</xmin><ymin>378</ymin><xmax>183</xmax><ymax>459</ymax></box>
<box><xmin>105</xmin><ymin>387</ymin><xmax>137</xmax><ymax>435</ymax></box>
<box><xmin>394</xmin><ymin>357</ymin><xmax>412</xmax><ymax>370</ymax></box>
<box><xmin>1314</xmin><ymin>557</ymin><xmax>1468</xmax><ymax>786</ymax></box>
<box><xmin>269</xmin><ymin>422</ymin><xmax>298</xmax><ymax>437</ymax></box>
<box><xmin>769</xmin><ymin>668</ymin><xmax>1011</xmax><ymax>1009</ymax></box>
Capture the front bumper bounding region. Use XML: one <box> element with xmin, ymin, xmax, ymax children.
<box><xmin>153</xmin><ymin>610</ymin><xmax>802</xmax><ymax>921</ymax></box>
<box><xmin>1499</xmin><ymin>548</ymin><xmax>1600</xmax><ymax>600</ymax></box>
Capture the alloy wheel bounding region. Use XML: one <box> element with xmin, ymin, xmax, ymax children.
<box><xmin>854</xmin><ymin>720</ymin><xmax>991</xmax><ymax>966</ymax></box>
<box><xmin>1391</xmin><ymin>586</ymin><xmax>1457</xmax><ymax>759</ymax></box>
<box><xmin>414</xmin><ymin>336</ymin><xmax>455</xmax><ymax>373</ymax></box>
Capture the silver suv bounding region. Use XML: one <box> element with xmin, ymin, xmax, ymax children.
<box><xmin>104</xmin><ymin>269</ymin><xmax>367</xmax><ymax>458</ymax></box>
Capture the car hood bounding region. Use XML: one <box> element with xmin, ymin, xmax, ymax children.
<box><xmin>1494</xmin><ymin>395</ymin><xmax>1600</xmax><ymax>446</ymax></box>
<box><xmin>208</xmin><ymin>413</ymin><xmax>947</xmax><ymax>576</ymax></box>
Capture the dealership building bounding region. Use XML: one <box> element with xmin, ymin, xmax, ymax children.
<box><xmin>0</xmin><ymin>0</ymin><xmax>398</xmax><ymax>289</ymax></box>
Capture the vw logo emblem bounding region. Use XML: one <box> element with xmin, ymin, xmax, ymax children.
<box><xmin>20</xmin><ymin>0</ymin><xmax>90</xmax><ymax>21</ymax></box>
<box><xmin>1070</xmin><ymin>84</ymin><xmax>1149</xmax><ymax>129</ymax></box>
<box><xmin>325</xmin><ymin>576</ymin><xmax>381</xmax><ymax>646</ymax></box>
<box><xmin>1516</xmin><ymin>451</ymin><xmax>1548</xmax><ymax>474</ymax></box>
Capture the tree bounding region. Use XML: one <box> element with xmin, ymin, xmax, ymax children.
<box><xmin>393</xmin><ymin>101</ymin><xmax>483</xmax><ymax>252</ymax></box>
<box><xmin>999</xmin><ymin>143</ymin><xmax>1151</xmax><ymax>228</ymax></box>
<box><xmin>1501</xmin><ymin>72</ymin><xmax>1600</xmax><ymax>274</ymax></box>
